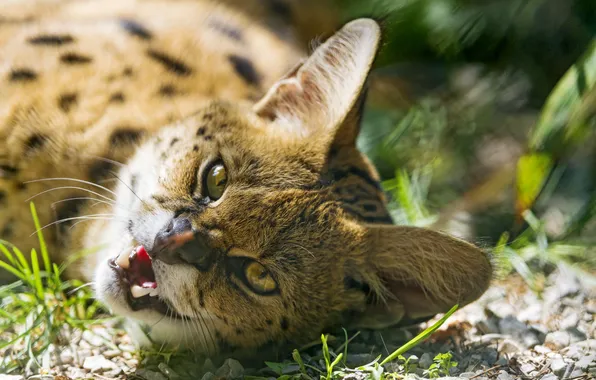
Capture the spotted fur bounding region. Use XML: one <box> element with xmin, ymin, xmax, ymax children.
<box><xmin>0</xmin><ymin>0</ymin><xmax>493</xmax><ymax>355</ymax></box>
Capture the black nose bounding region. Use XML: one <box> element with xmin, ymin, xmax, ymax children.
<box><xmin>152</xmin><ymin>217</ymin><xmax>194</xmax><ymax>264</ymax></box>
<box><xmin>152</xmin><ymin>217</ymin><xmax>214</xmax><ymax>270</ymax></box>
<box><xmin>159</xmin><ymin>217</ymin><xmax>193</xmax><ymax>241</ymax></box>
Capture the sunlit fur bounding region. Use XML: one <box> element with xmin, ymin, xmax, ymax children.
<box><xmin>0</xmin><ymin>0</ymin><xmax>493</xmax><ymax>355</ymax></box>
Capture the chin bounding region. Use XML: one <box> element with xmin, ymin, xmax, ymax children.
<box><xmin>93</xmin><ymin>247</ymin><xmax>216</xmax><ymax>352</ymax></box>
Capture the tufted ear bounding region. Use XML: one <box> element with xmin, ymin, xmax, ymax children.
<box><xmin>349</xmin><ymin>224</ymin><xmax>493</xmax><ymax>329</ymax></box>
<box><xmin>253</xmin><ymin>18</ymin><xmax>380</xmax><ymax>146</ymax></box>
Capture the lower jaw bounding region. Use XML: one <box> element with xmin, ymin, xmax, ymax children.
<box><xmin>125</xmin><ymin>318</ymin><xmax>216</xmax><ymax>351</ymax></box>
<box><xmin>125</xmin><ymin>290</ymin><xmax>187</xmax><ymax>320</ymax></box>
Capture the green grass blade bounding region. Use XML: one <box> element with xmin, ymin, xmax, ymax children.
<box><xmin>59</xmin><ymin>244</ymin><xmax>104</xmax><ymax>273</ymax></box>
<box><xmin>330</xmin><ymin>353</ymin><xmax>344</xmax><ymax>371</ymax></box>
<box><xmin>380</xmin><ymin>304</ymin><xmax>459</xmax><ymax>366</ymax></box>
<box><xmin>0</xmin><ymin>242</ymin><xmax>17</xmax><ymax>267</ymax></box>
<box><xmin>0</xmin><ymin>315</ymin><xmax>45</xmax><ymax>350</ymax></box>
<box><xmin>30</xmin><ymin>248</ymin><xmax>44</xmax><ymax>300</ymax></box>
<box><xmin>395</xmin><ymin>170</ymin><xmax>418</xmax><ymax>224</ymax></box>
<box><xmin>0</xmin><ymin>279</ymin><xmax>24</xmax><ymax>295</ymax></box>
<box><xmin>11</xmin><ymin>245</ymin><xmax>32</xmax><ymax>274</ymax></box>
<box><xmin>30</xmin><ymin>202</ymin><xmax>51</xmax><ymax>274</ymax></box>
<box><xmin>0</xmin><ymin>260</ymin><xmax>27</xmax><ymax>282</ymax></box>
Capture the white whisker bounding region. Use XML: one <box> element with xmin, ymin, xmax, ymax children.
<box><xmin>192</xmin><ymin>308</ymin><xmax>216</xmax><ymax>355</ymax></box>
<box><xmin>29</xmin><ymin>214</ymin><xmax>116</xmax><ymax>236</ymax></box>
<box><xmin>81</xmin><ymin>155</ymin><xmax>127</xmax><ymax>168</ymax></box>
<box><xmin>52</xmin><ymin>197</ymin><xmax>115</xmax><ymax>208</ymax></box>
<box><xmin>68</xmin><ymin>282</ymin><xmax>96</xmax><ymax>295</ymax></box>
<box><xmin>288</xmin><ymin>242</ymin><xmax>316</xmax><ymax>259</ymax></box>
<box><xmin>25</xmin><ymin>177</ymin><xmax>119</xmax><ymax>198</ymax></box>
<box><xmin>26</xmin><ymin>186</ymin><xmax>115</xmax><ymax>203</ymax></box>
<box><xmin>110</xmin><ymin>172</ymin><xmax>146</xmax><ymax>207</ymax></box>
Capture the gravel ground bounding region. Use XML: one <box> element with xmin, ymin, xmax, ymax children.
<box><xmin>1</xmin><ymin>266</ymin><xmax>594</xmax><ymax>380</ymax></box>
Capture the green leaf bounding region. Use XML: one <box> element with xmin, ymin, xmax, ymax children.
<box><xmin>515</xmin><ymin>153</ymin><xmax>554</xmax><ymax>214</ymax></box>
<box><xmin>529</xmin><ymin>39</ymin><xmax>596</xmax><ymax>152</ymax></box>
<box><xmin>264</xmin><ymin>361</ymin><xmax>286</xmax><ymax>376</ymax></box>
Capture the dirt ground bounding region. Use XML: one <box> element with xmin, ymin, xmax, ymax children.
<box><xmin>1</xmin><ymin>266</ymin><xmax>594</xmax><ymax>380</ymax></box>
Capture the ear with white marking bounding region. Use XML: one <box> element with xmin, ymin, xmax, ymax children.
<box><xmin>253</xmin><ymin>19</ymin><xmax>381</xmax><ymax>146</ymax></box>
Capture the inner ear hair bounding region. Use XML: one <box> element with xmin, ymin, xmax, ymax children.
<box><xmin>253</xmin><ymin>18</ymin><xmax>381</xmax><ymax>141</ymax></box>
<box><xmin>348</xmin><ymin>223</ymin><xmax>493</xmax><ymax>327</ymax></box>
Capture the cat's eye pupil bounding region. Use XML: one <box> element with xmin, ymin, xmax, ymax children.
<box><xmin>205</xmin><ymin>163</ymin><xmax>227</xmax><ymax>200</ymax></box>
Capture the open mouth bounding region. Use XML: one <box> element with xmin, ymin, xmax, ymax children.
<box><xmin>108</xmin><ymin>246</ymin><xmax>179</xmax><ymax>317</ymax></box>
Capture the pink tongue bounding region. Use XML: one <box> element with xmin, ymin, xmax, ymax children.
<box><xmin>136</xmin><ymin>246</ymin><xmax>151</xmax><ymax>262</ymax></box>
<box><xmin>141</xmin><ymin>281</ymin><xmax>157</xmax><ymax>289</ymax></box>
<box><xmin>134</xmin><ymin>246</ymin><xmax>157</xmax><ymax>289</ymax></box>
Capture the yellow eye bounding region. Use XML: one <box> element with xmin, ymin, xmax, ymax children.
<box><xmin>244</xmin><ymin>261</ymin><xmax>277</xmax><ymax>294</ymax></box>
<box><xmin>205</xmin><ymin>163</ymin><xmax>227</xmax><ymax>200</ymax></box>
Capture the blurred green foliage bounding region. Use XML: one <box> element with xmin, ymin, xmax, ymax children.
<box><xmin>342</xmin><ymin>0</ymin><xmax>596</xmax><ymax>273</ymax></box>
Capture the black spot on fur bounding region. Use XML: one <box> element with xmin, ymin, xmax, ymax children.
<box><xmin>1</xmin><ymin>220</ymin><xmax>14</xmax><ymax>238</ymax></box>
<box><xmin>204</xmin><ymin>135</ymin><xmax>213</xmax><ymax>141</ymax></box>
<box><xmin>147</xmin><ymin>49</ymin><xmax>192</xmax><ymax>76</ymax></box>
<box><xmin>54</xmin><ymin>197</ymin><xmax>86</xmax><ymax>236</ymax></box>
<box><xmin>219</xmin><ymin>123</ymin><xmax>228</xmax><ymax>129</ymax></box>
<box><xmin>344</xmin><ymin>276</ymin><xmax>370</xmax><ymax>292</ymax></box>
<box><xmin>60</xmin><ymin>53</ymin><xmax>92</xmax><ymax>64</ymax></box>
<box><xmin>16</xmin><ymin>182</ymin><xmax>27</xmax><ymax>191</ymax></box>
<box><xmin>127</xmin><ymin>220</ymin><xmax>134</xmax><ymax>233</ymax></box>
<box><xmin>280</xmin><ymin>317</ymin><xmax>289</xmax><ymax>330</ymax></box>
<box><xmin>363</xmin><ymin>203</ymin><xmax>377</xmax><ymax>212</ymax></box>
<box><xmin>110</xmin><ymin>128</ymin><xmax>144</xmax><ymax>146</ymax></box>
<box><xmin>89</xmin><ymin>161</ymin><xmax>115</xmax><ymax>183</ymax></box>
<box><xmin>158</xmin><ymin>84</ymin><xmax>178</xmax><ymax>97</ymax></box>
<box><xmin>123</xmin><ymin>67</ymin><xmax>134</xmax><ymax>77</ymax></box>
<box><xmin>109</xmin><ymin>92</ymin><xmax>125</xmax><ymax>103</ymax></box>
<box><xmin>58</xmin><ymin>93</ymin><xmax>78</xmax><ymax>112</ymax></box>
<box><xmin>169</xmin><ymin>138</ymin><xmax>179</xmax><ymax>147</ymax></box>
<box><xmin>193</xmin><ymin>145</ymin><xmax>199</xmax><ymax>152</ymax></box>
<box><xmin>199</xmin><ymin>290</ymin><xmax>205</xmax><ymax>307</ymax></box>
<box><xmin>28</xmin><ymin>34</ymin><xmax>74</xmax><ymax>46</ymax></box>
<box><xmin>330</xmin><ymin>167</ymin><xmax>382</xmax><ymax>191</ymax></box>
<box><xmin>227</xmin><ymin>55</ymin><xmax>261</xmax><ymax>86</ymax></box>
<box><xmin>0</xmin><ymin>191</ymin><xmax>6</xmax><ymax>205</ymax></box>
<box><xmin>152</xmin><ymin>195</ymin><xmax>167</xmax><ymax>204</ymax></box>
<box><xmin>119</xmin><ymin>19</ymin><xmax>153</xmax><ymax>40</ymax></box>
<box><xmin>0</xmin><ymin>165</ymin><xmax>18</xmax><ymax>178</ymax></box>
<box><xmin>208</xmin><ymin>20</ymin><xmax>243</xmax><ymax>41</ymax></box>
<box><xmin>197</xmin><ymin>127</ymin><xmax>206</xmax><ymax>136</ymax></box>
<box><xmin>361</xmin><ymin>214</ymin><xmax>394</xmax><ymax>224</ymax></box>
<box><xmin>269</xmin><ymin>0</ymin><xmax>292</xmax><ymax>20</ymax></box>
<box><xmin>266</xmin><ymin>319</ymin><xmax>273</xmax><ymax>326</ymax></box>
<box><xmin>25</xmin><ymin>133</ymin><xmax>47</xmax><ymax>153</ymax></box>
<box><xmin>9</xmin><ymin>68</ymin><xmax>37</xmax><ymax>82</ymax></box>
<box><xmin>235</xmin><ymin>328</ymin><xmax>243</xmax><ymax>335</ymax></box>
